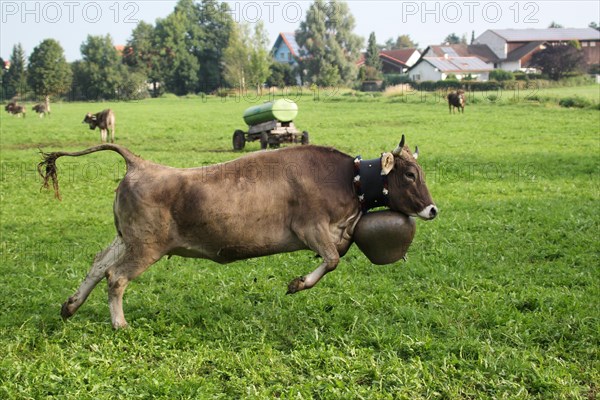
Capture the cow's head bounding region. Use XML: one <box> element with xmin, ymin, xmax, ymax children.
<box><xmin>380</xmin><ymin>136</ymin><xmax>437</xmax><ymax>220</ymax></box>
<box><xmin>83</xmin><ymin>113</ymin><xmax>97</xmax><ymax>129</ymax></box>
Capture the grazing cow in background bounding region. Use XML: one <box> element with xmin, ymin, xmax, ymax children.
<box><xmin>38</xmin><ymin>136</ymin><xmax>437</xmax><ymax>328</ymax></box>
<box><xmin>33</xmin><ymin>103</ymin><xmax>50</xmax><ymax>118</ymax></box>
<box><xmin>33</xmin><ymin>96</ymin><xmax>51</xmax><ymax>118</ymax></box>
<box><xmin>447</xmin><ymin>90</ymin><xmax>466</xmax><ymax>114</ymax></box>
<box><xmin>83</xmin><ymin>109</ymin><xmax>116</xmax><ymax>142</ymax></box>
<box><xmin>8</xmin><ymin>104</ymin><xmax>26</xmax><ymax>117</ymax></box>
<box><xmin>5</xmin><ymin>98</ymin><xmax>18</xmax><ymax>114</ymax></box>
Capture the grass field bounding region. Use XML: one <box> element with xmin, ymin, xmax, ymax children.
<box><xmin>1</xmin><ymin>85</ymin><xmax>599</xmax><ymax>399</ymax></box>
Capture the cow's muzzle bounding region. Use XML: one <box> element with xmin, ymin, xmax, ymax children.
<box><xmin>417</xmin><ymin>205</ymin><xmax>438</xmax><ymax>220</ymax></box>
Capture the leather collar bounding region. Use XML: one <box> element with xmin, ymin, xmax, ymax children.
<box><xmin>353</xmin><ymin>155</ymin><xmax>389</xmax><ymax>212</ymax></box>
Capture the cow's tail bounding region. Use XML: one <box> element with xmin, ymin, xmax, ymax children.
<box><xmin>38</xmin><ymin>144</ymin><xmax>141</xmax><ymax>200</ymax></box>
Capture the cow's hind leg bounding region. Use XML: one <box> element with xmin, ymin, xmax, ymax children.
<box><xmin>61</xmin><ymin>236</ymin><xmax>125</xmax><ymax>320</ymax></box>
<box><xmin>287</xmin><ymin>227</ymin><xmax>340</xmax><ymax>294</ymax></box>
<box><xmin>106</xmin><ymin>248</ymin><xmax>161</xmax><ymax>329</ymax></box>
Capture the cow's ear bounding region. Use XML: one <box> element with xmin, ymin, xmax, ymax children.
<box><xmin>381</xmin><ymin>152</ymin><xmax>395</xmax><ymax>175</ymax></box>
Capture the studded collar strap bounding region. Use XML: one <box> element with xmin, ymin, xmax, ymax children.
<box><xmin>353</xmin><ymin>155</ymin><xmax>389</xmax><ymax>213</ymax></box>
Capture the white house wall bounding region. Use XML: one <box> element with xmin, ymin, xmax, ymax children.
<box><xmin>475</xmin><ymin>30</ymin><xmax>507</xmax><ymax>59</ymax></box>
<box><xmin>409</xmin><ymin>62</ymin><xmax>442</xmax><ymax>82</ymax></box>
<box><xmin>498</xmin><ymin>60</ymin><xmax>521</xmax><ymax>71</ymax></box>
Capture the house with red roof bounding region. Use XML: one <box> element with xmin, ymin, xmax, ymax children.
<box><xmin>357</xmin><ymin>48</ymin><xmax>421</xmax><ymax>73</ymax></box>
<box><xmin>271</xmin><ymin>32</ymin><xmax>302</xmax><ymax>67</ymax></box>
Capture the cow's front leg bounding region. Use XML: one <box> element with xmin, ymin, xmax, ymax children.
<box><xmin>101</xmin><ymin>129</ymin><xmax>107</xmax><ymax>142</ymax></box>
<box><xmin>287</xmin><ymin>241</ymin><xmax>339</xmax><ymax>294</ymax></box>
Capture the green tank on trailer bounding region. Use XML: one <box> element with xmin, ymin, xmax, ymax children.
<box><xmin>243</xmin><ymin>99</ymin><xmax>298</xmax><ymax>126</ymax></box>
<box><xmin>233</xmin><ymin>99</ymin><xmax>307</xmax><ymax>151</ymax></box>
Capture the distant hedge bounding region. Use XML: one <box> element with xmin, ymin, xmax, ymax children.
<box><xmin>410</xmin><ymin>75</ymin><xmax>595</xmax><ymax>92</ymax></box>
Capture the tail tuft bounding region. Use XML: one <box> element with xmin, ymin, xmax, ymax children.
<box><xmin>37</xmin><ymin>149</ymin><xmax>62</xmax><ymax>200</ymax></box>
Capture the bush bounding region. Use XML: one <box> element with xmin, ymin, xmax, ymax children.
<box><xmin>266</xmin><ymin>63</ymin><xmax>297</xmax><ymax>88</ymax></box>
<box><xmin>558</xmin><ymin>96</ymin><xmax>591</xmax><ymax>108</ymax></box>
<box><xmin>490</xmin><ymin>70</ymin><xmax>515</xmax><ymax>81</ymax></box>
<box><xmin>486</xmin><ymin>94</ymin><xmax>500</xmax><ymax>103</ymax></box>
<box><xmin>359</xmin><ymin>66</ymin><xmax>382</xmax><ymax>81</ymax></box>
<box><xmin>117</xmin><ymin>71</ymin><xmax>150</xmax><ymax>101</ymax></box>
<box><xmin>383</xmin><ymin>74</ymin><xmax>411</xmax><ymax>87</ymax></box>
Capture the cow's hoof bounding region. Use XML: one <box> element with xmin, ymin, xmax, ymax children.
<box><xmin>61</xmin><ymin>301</ymin><xmax>75</xmax><ymax>320</ymax></box>
<box><xmin>286</xmin><ymin>276</ymin><xmax>305</xmax><ymax>295</ymax></box>
<box><xmin>112</xmin><ymin>321</ymin><xmax>129</xmax><ymax>330</ymax></box>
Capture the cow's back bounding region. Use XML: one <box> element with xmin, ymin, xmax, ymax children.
<box><xmin>97</xmin><ymin>109</ymin><xmax>115</xmax><ymax>129</ymax></box>
<box><xmin>114</xmin><ymin>146</ymin><xmax>360</xmax><ymax>263</ymax></box>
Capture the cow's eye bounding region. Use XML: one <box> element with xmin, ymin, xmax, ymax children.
<box><xmin>405</xmin><ymin>172</ymin><xmax>416</xmax><ymax>181</ymax></box>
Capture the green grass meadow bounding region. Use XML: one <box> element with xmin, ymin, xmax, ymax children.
<box><xmin>1</xmin><ymin>86</ymin><xmax>599</xmax><ymax>399</ymax></box>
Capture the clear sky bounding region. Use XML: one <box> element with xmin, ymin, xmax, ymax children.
<box><xmin>1</xmin><ymin>0</ymin><xmax>599</xmax><ymax>62</ymax></box>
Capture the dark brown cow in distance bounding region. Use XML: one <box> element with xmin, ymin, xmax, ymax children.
<box><xmin>447</xmin><ymin>89</ymin><xmax>466</xmax><ymax>114</ymax></box>
<box><xmin>5</xmin><ymin>101</ymin><xmax>16</xmax><ymax>113</ymax></box>
<box><xmin>8</xmin><ymin>103</ymin><xmax>26</xmax><ymax>117</ymax></box>
<box><xmin>38</xmin><ymin>138</ymin><xmax>437</xmax><ymax>328</ymax></box>
<box><xmin>5</xmin><ymin>98</ymin><xmax>18</xmax><ymax>114</ymax></box>
<box><xmin>83</xmin><ymin>109</ymin><xmax>116</xmax><ymax>142</ymax></box>
<box><xmin>5</xmin><ymin>100</ymin><xmax>26</xmax><ymax>117</ymax></box>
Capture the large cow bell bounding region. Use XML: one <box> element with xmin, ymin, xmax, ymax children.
<box><xmin>354</xmin><ymin>211</ymin><xmax>416</xmax><ymax>265</ymax></box>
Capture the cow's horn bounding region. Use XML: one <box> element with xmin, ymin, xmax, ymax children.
<box><xmin>392</xmin><ymin>135</ymin><xmax>405</xmax><ymax>156</ymax></box>
<box><xmin>413</xmin><ymin>145</ymin><xmax>419</xmax><ymax>159</ymax></box>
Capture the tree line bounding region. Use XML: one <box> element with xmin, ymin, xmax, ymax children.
<box><xmin>0</xmin><ymin>0</ymin><xmax>368</xmax><ymax>102</ymax></box>
<box><xmin>1</xmin><ymin>0</ymin><xmax>596</xmax><ymax>103</ymax></box>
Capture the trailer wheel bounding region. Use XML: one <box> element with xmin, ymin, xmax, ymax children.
<box><xmin>301</xmin><ymin>131</ymin><xmax>310</xmax><ymax>145</ymax></box>
<box><xmin>233</xmin><ymin>130</ymin><xmax>246</xmax><ymax>150</ymax></box>
<box><xmin>260</xmin><ymin>132</ymin><xmax>269</xmax><ymax>150</ymax></box>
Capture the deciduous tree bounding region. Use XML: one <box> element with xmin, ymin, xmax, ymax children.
<box><xmin>530</xmin><ymin>43</ymin><xmax>585</xmax><ymax>80</ymax></box>
<box><xmin>266</xmin><ymin>63</ymin><xmax>296</xmax><ymax>87</ymax></box>
<box><xmin>442</xmin><ymin>33</ymin><xmax>461</xmax><ymax>45</ymax></box>
<box><xmin>123</xmin><ymin>21</ymin><xmax>162</xmax><ymax>95</ymax></box>
<box><xmin>153</xmin><ymin>0</ymin><xmax>201</xmax><ymax>95</ymax></box>
<box><xmin>27</xmin><ymin>39</ymin><xmax>72</xmax><ymax>108</ymax></box>
<box><xmin>79</xmin><ymin>34</ymin><xmax>125</xmax><ymax>100</ymax></box>
<box><xmin>295</xmin><ymin>0</ymin><xmax>363</xmax><ymax>86</ymax></box>
<box><xmin>197</xmin><ymin>0</ymin><xmax>234</xmax><ymax>91</ymax></box>
<box><xmin>395</xmin><ymin>34</ymin><xmax>418</xmax><ymax>49</ymax></box>
<box><xmin>223</xmin><ymin>22</ymin><xmax>271</xmax><ymax>91</ymax></box>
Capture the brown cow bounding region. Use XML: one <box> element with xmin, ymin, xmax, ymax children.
<box><xmin>83</xmin><ymin>109</ymin><xmax>115</xmax><ymax>142</ymax></box>
<box><xmin>33</xmin><ymin>103</ymin><xmax>50</xmax><ymax>117</ymax></box>
<box><xmin>5</xmin><ymin>98</ymin><xmax>19</xmax><ymax>113</ymax></box>
<box><xmin>5</xmin><ymin>102</ymin><xmax>16</xmax><ymax>113</ymax></box>
<box><xmin>447</xmin><ymin>90</ymin><xmax>465</xmax><ymax>114</ymax></box>
<box><xmin>33</xmin><ymin>96</ymin><xmax>51</xmax><ymax>118</ymax></box>
<box><xmin>8</xmin><ymin>103</ymin><xmax>26</xmax><ymax>117</ymax></box>
<box><xmin>38</xmin><ymin>137</ymin><xmax>437</xmax><ymax>328</ymax></box>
